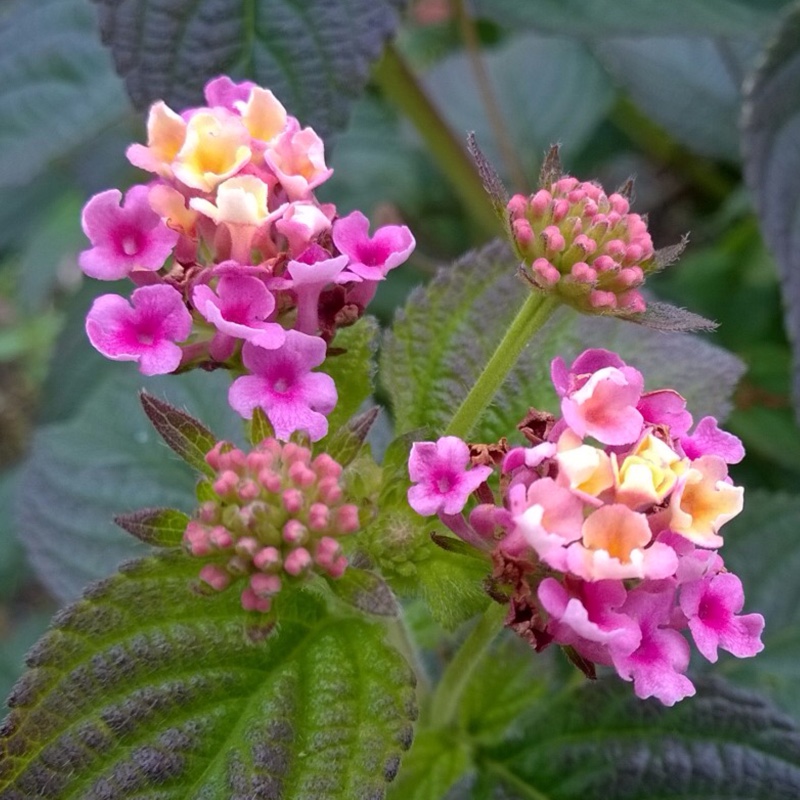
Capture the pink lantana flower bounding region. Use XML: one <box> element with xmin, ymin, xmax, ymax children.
<box><xmin>681</xmin><ymin>416</ymin><xmax>745</xmax><ymax>464</ymax></box>
<box><xmin>192</xmin><ymin>274</ymin><xmax>285</xmax><ymax>361</ymax></box>
<box><xmin>204</xmin><ymin>76</ymin><xmax>256</xmax><ymax>111</ymax></box>
<box><xmin>85</xmin><ymin>285</ymin><xmax>192</xmax><ymax>375</ymax></box>
<box><xmin>79</xmin><ymin>186</ymin><xmax>180</xmax><ymax>280</ymax></box>
<box><xmin>612</xmin><ymin>583</ymin><xmax>696</xmax><ymax>706</ymax></box>
<box><xmin>265</xmin><ymin>123</ymin><xmax>333</xmax><ymax>200</ymax></box>
<box><xmin>332</xmin><ymin>210</ymin><xmax>416</xmax><ymax>281</ymax></box>
<box><xmin>679</xmin><ymin>573</ymin><xmax>764</xmax><ymax>662</ymax></box>
<box><xmin>637</xmin><ymin>389</ymin><xmax>693</xmax><ymax>438</ymax></box>
<box><xmin>228</xmin><ymin>331</ymin><xmax>337</xmax><ymax>441</ymax></box>
<box><xmin>552</xmin><ymin>350</ymin><xmax>645</xmax><ymax>446</ymax></box>
<box><xmin>407</xmin><ymin>437</ymin><xmax>492</xmax><ymax>517</ymax></box>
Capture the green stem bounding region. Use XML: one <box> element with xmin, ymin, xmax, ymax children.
<box><xmin>444</xmin><ymin>292</ymin><xmax>560</xmax><ymax>440</ymax></box>
<box><xmin>430</xmin><ymin>602</ymin><xmax>506</xmax><ymax>728</ymax></box>
<box><xmin>372</xmin><ymin>43</ymin><xmax>498</xmax><ymax>238</ymax></box>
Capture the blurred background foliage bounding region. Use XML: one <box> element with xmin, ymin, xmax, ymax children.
<box><xmin>1</xmin><ymin>0</ymin><xmax>800</xmax><ymax>719</ymax></box>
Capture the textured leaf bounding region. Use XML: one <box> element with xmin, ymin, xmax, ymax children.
<box><xmin>0</xmin><ymin>556</ymin><xmax>416</xmax><ymax>798</ymax></box>
<box><xmin>248</xmin><ymin>406</ymin><xmax>275</xmax><ymax>445</ymax></box>
<box><xmin>321</xmin><ymin>317</ymin><xmax>380</xmax><ymax>445</ymax></box>
<box><xmin>474</xmin><ymin>678</ymin><xmax>800</xmax><ymax>799</ymax></box>
<box><xmin>471</xmin><ymin>0</ymin><xmax>789</xmax><ymax>36</ymax></box>
<box><xmin>381</xmin><ymin>241</ymin><xmax>745</xmax><ymax>442</ymax></box>
<box><xmin>17</xmin><ymin>369</ymin><xmax>242</xmax><ymax>603</ymax></box>
<box><xmin>711</xmin><ymin>491</ymin><xmax>800</xmax><ymax>718</ymax></box>
<box><xmin>594</xmin><ymin>36</ymin><xmax>752</xmax><ymax>162</ymax></box>
<box><xmin>327</xmin><ymin>567</ymin><xmax>399</xmax><ymax>617</ymax></box>
<box><xmin>93</xmin><ymin>0</ymin><xmax>405</xmax><ymax>136</ymax></box>
<box><xmin>743</xmin><ymin>3</ymin><xmax>800</xmax><ymax>417</ymax></box>
<box><xmin>424</xmin><ymin>34</ymin><xmax>614</xmax><ymax>184</ymax></box>
<box><xmin>140</xmin><ymin>392</ymin><xmax>218</xmax><ymax>477</ymax></box>
<box><xmin>325</xmin><ymin>406</ymin><xmax>381</xmax><ymax>467</ymax></box>
<box><xmin>0</xmin><ymin>0</ymin><xmax>129</xmax><ymax>187</ymax></box>
<box><xmin>114</xmin><ymin>507</ymin><xmax>190</xmax><ymax>548</ymax></box>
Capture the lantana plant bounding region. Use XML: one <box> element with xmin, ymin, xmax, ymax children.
<box><xmin>0</xmin><ymin>77</ymin><xmax>766</xmax><ymax>798</ymax></box>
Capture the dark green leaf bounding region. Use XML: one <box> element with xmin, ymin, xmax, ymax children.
<box><xmin>140</xmin><ymin>391</ymin><xmax>218</xmax><ymax>477</ymax></box>
<box><xmin>17</xmin><ymin>369</ymin><xmax>241</xmax><ymax>603</ymax></box>
<box><xmin>93</xmin><ymin>0</ymin><xmax>406</xmax><ymax>136</ymax></box>
<box><xmin>0</xmin><ymin>0</ymin><xmax>129</xmax><ymax>187</ymax></box>
<box><xmin>743</xmin><ymin>2</ymin><xmax>800</xmax><ymax>417</ymax></box>
<box><xmin>326</xmin><ymin>567</ymin><xmax>399</xmax><ymax>616</ymax></box>
<box><xmin>472</xmin><ymin>0</ymin><xmax>789</xmax><ymax>37</ymax></box>
<box><xmin>713</xmin><ymin>491</ymin><xmax>800</xmax><ymax>717</ymax></box>
<box><xmin>0</xmin><ymin>557</ymin><xmax>416</xmax><ymax>798</ymax></box>
<box><xmin>594</xmin><ymin>37</ymin><xmax>752</xmax><ymax>162</ymax></box>
<box><xmin>382</xmin><ymin>241</ymin><xmax>745</xmax><ymax>443</ymax></box>
<box><xmin>424</xmin><ymin>34</ymin><xmax>615</xmax><ymax>185</ymax></box>
<box><xmin>325</xmin><ymin>406</ymin><xmax>381</xmax><ymax>467</ymax></box>
<box><xmin>321</xmin><ymin>317</ymin><xmax>380</xmax><ymax>445</ymax></box>
<box><xmin>113</xmin><ymin>507</ymin><xmax>190</xmax><ymax>548</ymax></box>
<box><xmin>474</xmin><ymin>678</ymin><xmax>800</xmax><ymax>799</ymax></box>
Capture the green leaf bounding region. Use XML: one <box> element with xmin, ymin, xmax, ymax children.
<box><xmin>743</xmin><ymin>2</ymin><xmax>800</xmax><ymax>418</ymax></box>
<box><xmin>248</xmin><ymin>405</ymin><xmax>275</xmax><ymax>445</ymax></box>
<box><xmin>0</xmin><ymin>556</ymin><xmax>416</xmax><ymax>798</ymax></box>
<box><xmin>471</xmin><ymin>0</ymin><xmax>789</xmax><ymax>36</ymax></box>
<box><xmin>0</xmin><ymin>0</ymin><xmax>129</xmax><ymax>188</ymax></box>
<box><xmin>473</xmin><ymin>678</ymin><xmax>800</xmax><ymax>798</ymax></box>
<box><xmin>113</xmin><ymin>507</ymin><xmax>190</xmax><ymax>548</ymax></box>
<box><xmin>711</xmin><ymin>491</ymin><xmax>800</xmax><ymax>717</ymax></box>
<box><xmin>325</xmin><ymin>406</ymin><xmax>381</xmax><ymax>467</ymax></box>
<box><xmin>17</xmin><ymin>369</ymin><xmax>242</xmax><ymax>603</ymax></box>
<box><xmin>593</xmin><ymin>37</ymin><xmax>750</xmax><ymax>162</ymax></box>
<box><xmin>382</xmin><ymin>241</ymin><xmax>745</xmax><ymax>442</ymax></box>
<box><xmin>326</xmin><ymin>567</ymin><xmax>400</xmax><ymax>616</ymax></box>
<box><xmin>93</xmin><ymin>0</ymin><xmax>406</xmax><ymax>136</ymax></box>
<box><xmin>424</xmin><ymin>33</ymin><xmax>615</xmax><ymax>185</ymax></box>
<box><xmin>321</xmin><ymin>317</ymin><xmax>380</xmax><ymax>444</ymax></box>
<box><xmin>140</xmin><ymin>391</ymin><xmax>218</xmax><ymax>476</ymax></box>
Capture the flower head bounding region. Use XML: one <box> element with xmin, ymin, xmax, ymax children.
<box><xmin>332</xmin><ymin>210</ymin><xmax>415</xmax><ymax>281</ymax></box>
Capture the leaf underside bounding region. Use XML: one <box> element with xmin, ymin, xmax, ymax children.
<box><xmin>0</xmin><ymin>553</ymin><xmax>416</xmax><ymax>799</ymax></box>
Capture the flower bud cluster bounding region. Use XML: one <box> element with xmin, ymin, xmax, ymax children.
<box><xmin>185</xmin><ymin>438</ymin><xmax>359</xmax><ymax>613</ymax></box>
<box><xmin>508</xmin><ymin>177</ymin><xmax>654</xmax><ymax>314</ymax></box>
<box><xmin>407</xmin><ymin>348</ymin><xmax>763</xmax><ymax>705</ymax></box>
<box><xmin>79</xmin><ymin>76</ymin><xmax>415</xmax><ymax>441</ymax></box>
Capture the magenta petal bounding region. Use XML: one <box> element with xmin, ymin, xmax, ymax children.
<box><xmin>333</xmin><ymin>210</ymin><xmax>415</xmax><ymax>281</ymax></box>
<box><xmin>204</xmin><ymin>76</ymin><xmax>255</xmax><ymax>109</ymax></box>
<box><xmin>681</xmin><ymin>416</ymin><xmax>744</xmax><ymax>464</ymax></box>
<box><xmin>638</xmin><ymin>389</ymin><xmax>693</xmax><ymax>438</ymax></box>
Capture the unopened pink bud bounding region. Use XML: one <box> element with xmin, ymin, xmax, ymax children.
<box><xmin>624</xmin><ymin>244</ymin><xmax>644</xmax><ymax>263</ymax></box>
<box><xmin>317</xmin><ymin>476</ymin><xmax>343</xmax><ymax>505</ymax></box>
<box><xmin>213</xmin><ymin>470</ymin><xmax>240</xmax><ymax>496</ymax></box>
<box><xmin>283</xmin><ymin>519</ymin><xmax>307</xmax><ymax>544</ymax></box>
<box><xmin>542</xmin><ymin>225</ymin><xmax>566</xmax><ymax>252</ymax></box>
<box><xmin>574</xmin><ymin>234</ymin><xmax>597</xmax><ymax>254</ymax></box>
<box><xmin>282</xmin><ymin>442</ymin><xmax>310</xmax><ymax>465</ymax></box>
<box><xmin>282</xmin><ymin>488</ymin><xmax>303</xmax><ymax>513</ymax></box>
<box><xmin>507</xmin><ymin>193</ymin><xmax>528</xmax><ymax>218</ymax></box>
<box><xmin>618</xmin><ymin>290</ymin><xmax>647</xmax><ymax>313</ymax></box>
<box><xmin>246</xmin><ymin>451</ymin><xmax>272</xmax><ymax>471</ymax></box>
<box><xmin>308</xmin><ymin>502</ymin><xmax>330</xmax><ymax>531</ymax></box>
<box><xmin>552</xmin><ymin>199</ymin><xmax>570</xmax><ymax>222</ymax></box>
<box><xmin>209</xmin><ymin>525</ymin><xmax>233</xmax><ymax>549</ymax></box>
<box><xmin>609</xmin><ymin>193</ymin><xmax>630</xmax><ymax>214</ymax></box>
<box><xmin>604</xmin><ymin>239</ymin><xmax>626</xmax><ymax>258</ymax></box>
<box><xmin>258</xmin><ymin>468</ymin><xmax>282</xmax><ymax>493</ymax></box>
<box><xmin>589</xmin><ymin>289</ymin><xmax>617</xmax><ymax>309</ymax></box>
<box><xmin>571</xmin><ymin>262</ymin><xmax>597</xmax><ymax>283</ymax></box>
<box><xmin>312</xmin><ymin>454</ymin><xmax>341</xmax><ymax>480</ymax></box>
<box><xmin>582</xmin><ymin>200</ymin><xmax>598</xmax><ymax>217</ymax></box>
<box><xmin>618</xmin><ymin>266</ymin><xmax>644</xmax><ymax>287</ymax></box>
<box><xmin>219</xmin><ymin>448</ymin><xmax>246</xmax><ymax>472</ymax></box>
<box><xmin>336</xmin><ymin>504</ymin><xmax>360</xmax><ymax>533</ymax></box>
<box><xmin>238</xmin><ymin>479</ymin><xmax>260</xmax><ymax>501</ymax></box>
<box><xmin>199</xmin><ymin>564</ymin><xmax>231</xmax><ymax>591</ymax></box>
<box><xmin>592</xmin><ymin>255</ymin><xmax>617</xmax><ymax>272</ymax></box>
<box><xmin>284</xmin><ymin>547</ymin><xmax>312</xmax><ymax>576</ymax></box>
<box><xmin>184</xmin><ymin>521</ymin><xmax>211</xmax><ymax>556</ymax></box>
<box><xmin>254</xmin><ymin>546</ymin><xmax>281</xmax><ymax>570</ymax></box>
<box><xmin>512</xmin><ymin>218</ymin><xmax>533</xmax><ymax>247</ymax></box>
<box><xmin>288</xmin><ymin>461</ymin><xmax>316</xmax><ymax>488</ymax></box>
<box><xmin>205</xmin><ymin>441</ymin><xmax>227</xmax><ymax>471</ymax></box>
<box><xmin>553</xmin><ymin>177</ymin><xmax>579</xmax><ymax>194</ymax></box>
<box><xmin>198</xmin><ymin>502</ymin><xmax>217</xmax><ymax>523</ymax></box>
<box><xmin>250</xmin><ymin>572</ymin><xmax>282</xmax><ymax>597</ymax></box>
<box><xmin>241</xmin><ymin>587</ymin><xmax>271</xmax><ymax>613</ymax></box>
<box><xmin>529</xmin><ymin>190</ymin><xmax>552</xmax><ymax>216</ymax></box>
<box><xmin>235</xmin><ymin>536</ymin><xmax>259</xmax><ymax>557</ymax></box>
<box><xmin>532</xmin><ymin>258</ymin><xmax>560</xmax><ymax>287</ymax></box>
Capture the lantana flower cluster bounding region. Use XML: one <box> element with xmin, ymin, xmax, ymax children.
<box><xmin>508</xmin><ymin>178</ymin><xmax>655</xmax><ymax>315</ymax></box>
<box><xmin>408</xmin><ymin>349</ymin><xmax>764</xmax><ymax>705</ymax></box>
<box><xmin>186</xmin><ymin>438</ymin><xmax>359</xmax><ymax>612</ymax></box>
<box><xmin>78</xmin><ymin>76</ymin><xmax>414</xmax><ymax>441</ymax></box>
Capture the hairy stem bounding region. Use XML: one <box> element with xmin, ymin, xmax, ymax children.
<box><xmin>444</xmin><ymin>292</ymin><xmax>560</xmax><ymax>439</ymax></box>
<box><xmin>372</xmin><ymin>43</ymin><xmax>498</xmax><ymax>238</ymax></box>
<box><xmin>430</xmin><ymin>602</ymin><xmax>507</xmax><ymax>728</ymax></box>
